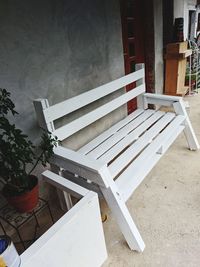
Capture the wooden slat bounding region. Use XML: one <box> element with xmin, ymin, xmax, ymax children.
<box><xmin>53</xmin><ymin>146</ymin><xmax>104</xmax><ymax>171</ymax></box>
<box><xmin>144</xmin><ymin>93</ymin><xmax>182</xmax><ymax>102</ymax></box>
<box><xmin>43</xmin><ymin>68</ymin><xmax>145</xmax><ymax>123</ymax></box>
<box><xmin>78</xmin><ymin>109</ymin><xmax>144</xmax><ymax>155</ymax></box>
<box><xmin>157</xmin><ymin>125</ymin><xmax>185</xmax><ymax>154</ymax></box>
<box><xmin>42</xmin><ymin>170</ymin><xmax>89</xmax><ymax>198</ymax></box>
<box><xmin>62</xmin><ymin>171</ymin><xmax>103</xmax><ymax>198</ymax></box>
<box><xmin>53</xmin><ymin>84</ymin><xmax>145</xmax><ymax>141</ymax></box>
<box><xmin>51</xmin><ymin>146</ymin><xmax>108</xmax><ymax>187</ymax></box>
<box><xmin>33</xmin><ymin>99</ymin><xmax>55</xmax><ymax>132</ymax></box>
<box><xmin>120</xmin><ymin>127</ymin><xmax>184</xmax><ymax>202</ymax></box>
<box><xmin>109</xmin><ymin>112</ymin><xmax>176</xmax><ymax>178</ymax></box>
<box><xmin>144</xmin><ymin>93</ymin><xmax>182</xmax><ymax>107</ymax></box>
<box><xmin>117</xmin><ymin>115</ymin><xmax>185</xmax><ymax>202</ymax></box>
<box><xmin>99</xmin><ymin>110</ymin><xmax>165</xmax><ymax>164</ymax></box>
<box><xmin>88</xmin><ymin>109</ymin><xmax>155</xmax><ymax>159</ymax></box>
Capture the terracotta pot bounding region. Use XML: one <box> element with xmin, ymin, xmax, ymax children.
<box><xmin>6</xmin><ymin>175</ymin><xmax>39</xmax><ymax>213</ymax></box>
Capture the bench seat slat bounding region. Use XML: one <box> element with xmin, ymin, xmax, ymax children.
<box><xmin>98</xmin><ymin>110</ymin><xmax>165</xmax><ymax>165</ymax></box>
<box><xmin>78</xmin><ymin>109</ymin><xmax>144</xmax><ymax>154</ymax></box>
<box><xmin>43</xmin><ymin>69</ymin><xmax>145</xmax><ymax>123</ymax></box>
<box><xmin>116</xmin><ymin>115</ymin><xmax>186</xmax><ymax>201</ymax></box>
<box><xmin>53</xmin><ymin>84</ymin><xmax>145</xmax><ymax>140</ymax></box>
<box><xmin>87</xmin><ymin>109</ymin><xmax>155</xmax><ymax>159</ymax></box>
<box><xmin>109</xmin><ymin>112</ymin><xmax>176</xmax><ymax>178</ymax></box>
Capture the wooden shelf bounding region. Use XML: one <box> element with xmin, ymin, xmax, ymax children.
<box><xmin>165</xmin><ymin>49</ymin><xmax>192</xmax><ymax>59</ymax></box>
<box><xmin>164</xmin><ymin>42</ymin><xmax>191</xmax><ymax>96</ymax></box>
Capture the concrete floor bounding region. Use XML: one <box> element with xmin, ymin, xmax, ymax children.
<box><xmin>102</xmin><ymin>93</ymin><xmax>200</xmax><ymax>267</ymax></box>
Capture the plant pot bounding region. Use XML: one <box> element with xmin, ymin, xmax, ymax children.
<box><xmin>5</xmin><ymin>175</ymin><xmax>39</xmax><ymax>213</ymax></box>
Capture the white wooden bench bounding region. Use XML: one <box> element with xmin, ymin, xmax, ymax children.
<box><xmin>34</xmin><ymin>64</ymin><xmax>199</xmax><ymax>252</ymax></box>
<box><xmin>20</xmin><ymin>170</ymin><xmax>107</xmax><ymax>267</ymax></box>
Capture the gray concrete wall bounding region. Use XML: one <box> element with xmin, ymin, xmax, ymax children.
<box><xmin>154</xmin><ymin>0</ymin><xmax>164</xmax><ymax>94</ymax></box>
<box><xmin>0</xmin><ymin>0</ymin><xmax>125</xmax><ymax>150</ymax></box>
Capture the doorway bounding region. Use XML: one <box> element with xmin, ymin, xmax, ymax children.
<box><xmin>120</xmin><ymin>0</ymin><xmax>154</xmax><ymax>113</ymax></box>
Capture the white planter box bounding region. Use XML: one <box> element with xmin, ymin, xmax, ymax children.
<box><xmin>20</xmin><ymin>171</ymin><xmax>107</xmax><ymax>267</ymax></box>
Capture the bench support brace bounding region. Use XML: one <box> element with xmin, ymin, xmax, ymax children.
<box><xmin>173</xmin><ymin>99</ymin><xmax>200</xmax><ymax>150</ymax></box>
<box><xmin>100</xmin><ymin>179</ymin><xmax>145</xmax><ymax>252</ymax></box>
<box><xmin>50</xmin><ymin>163</ymin><xmax>73</xmax><ymax>211</ymax></box>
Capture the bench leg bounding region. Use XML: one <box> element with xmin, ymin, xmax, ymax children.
<box><xmin>50</xmin><ymin>164</ymin><xmax>73</xmax><ymax>211</ymax></box>
<box><xmin>100</xmin><ymin>181</ymin><xmax>145</xmax><ymax>252</ymax></box>
<box><xmin>173</xmin><ymin>100</ymin><xmax>200</xmax><ymax>150</ymax></box>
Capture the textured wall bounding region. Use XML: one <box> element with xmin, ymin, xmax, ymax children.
<box><xmin>154</xmin><ymin>0</ymin><xmax>163</xmax><ymax>94</ymax></box>
<box><xmin>0</xmin><ymin>0</ymin><xmax>125</xmax><ymax>149</ymax></box>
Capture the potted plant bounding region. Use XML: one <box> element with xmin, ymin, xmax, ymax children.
<box><xmin>0</xmin><ymin>88</ymin><xmax>59</xmax><ymax>212</ymax></box>
<box><xmin>185</xmin><ymin>73</ymin><xmax>196</xmax><ymax>87</ymax></box>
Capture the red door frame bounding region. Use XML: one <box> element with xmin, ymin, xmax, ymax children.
<box><xmin>120</xmin><ymin>0</ymin><xmax>154</xmax><ymax>113</ymax></box>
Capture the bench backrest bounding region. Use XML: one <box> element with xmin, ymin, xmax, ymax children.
<box><xmin>34</xmin><ymin>64</ymin><xmax>145</xmax><ymax>141</ymax></box>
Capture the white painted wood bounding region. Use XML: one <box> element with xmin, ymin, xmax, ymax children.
<box><xmin>144</xmin><ymin>93</ymin><xmax>182</xmax><ymax>102</ymax></box>
<box><xmin>20</xmin><ymin>192</ymin><xmax>107</xmax><ymax>267</ymax></box>
<box><xmin>136</xmin><ymin>64</ymin><xmax>147</xmax><ymax>109</ymax></box>
<box><xmin>50</xmin><ymin>163</ymin><xmax>69</xmax><ymax>211</ymax></box>
<box><xmin>42</xmin><ymin>170</ymin><xmax>89</xmax><ymax>198</ymax></box>
<box><xmin>33</xmin><ymin>65</ymin><xmax>199</xmax><ymax>253</ymax></box>
<box><xmin>62</xmin><ymin>170</ymin><xmax>103</xmax><ymax>198</ymax></box>
<box><xmin>78</xmin><ymin>108</ymin><xmax>144</xmax><ymax>154</ymax></box>
<box><xmin>53</xmin><ymin>146</ymin><xmax>105</xmax><ymax>172</ymax></box>
<box><xmin>52</xmin><ymin>84</ymin><xmax>145</xmax><ymax>141</ymax></box>
<box><xmin>109</xmin><ymin>112</ymin><xmax>175</xmax><ymax>178</ymax></box>
<box><xmin>173</xmin><ymin>99</ymin><xmax>200</xmax><ymax>150</ymax></box>
<box><xmin>143</xmin><ymin>93</ymin><xmax>183</xmax><ymax>107</ymax></box>
<box><xmin>52</xmin><ymin>146</ymin><xmax>108</xmax><ymax>187</ymax></box>
<box><xmin>62</xmin><ymin>191</ymin><xmax>73</xmax><ymax>210</ymax></box>
<box><xmin>144</xmin><ymin>98</ymin><xmax>177</xmax><ymax>107</ymax></box>
<box><xmin>157</xmin><ymin>125</ymin><xmax>185</xmax><ymax>155</ymax></box>
<box><xmin>43</xmin><ymin>68</ymin><xmax>145</xmax><ymax>123</ymax></box>
<box><xmin>137</xmin><ymin>94</ymin><xmax>148</xmax><ymax>109</ymax></box>
<box><xmin>88</xmin><ymin>109</ymin><xmax>155</xmax><ymax>159</ymax></box>
<box><xmin>135</xmin><ymin>63</ymin><xmax>145</xmax><ymax>88</ymax></box>
<box><xmin>118</xmin><ymin>126</ymin><xmax>185</xmax><ymax>202</ymax></box>
<box><xmin>100</xmin><ymin>177</ymin><xmax>145</xmax><ymax>252</ymax></box>
<box><xmin>117</xmin><ymin>115</ymin><xmax>186</xmax><ymax>201</ymax></box>
<box><xmin>99</xmin><ymin>110</ymin><xmax>165</xmax><ymax>165</ymax></box>
<box><xmin>33</xmin><ymin>99</ymin><xmax>55</xmax><ymax>132</ymax></box>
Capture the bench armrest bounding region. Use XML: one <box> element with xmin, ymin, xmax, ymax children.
<box><xmin>51</xmin><ymin>146</ymin><xmax>109</xmax><ymax>187</ymax></box>
<box><xmin>143</xmin><ymin>93</ymin><xmax>182</xmax><ymax>107</ymax></box>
